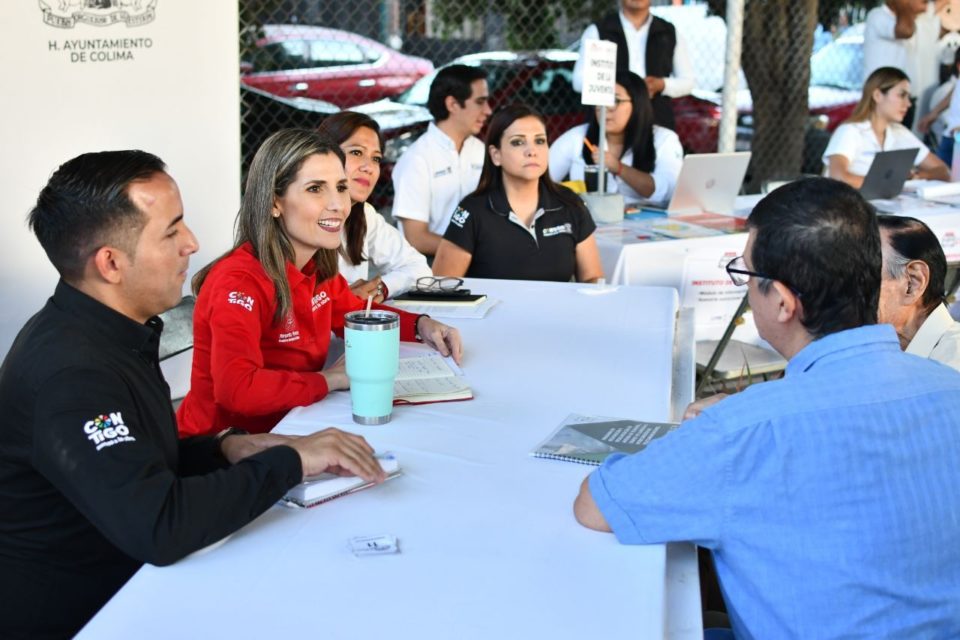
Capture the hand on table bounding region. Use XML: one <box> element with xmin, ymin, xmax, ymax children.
<box><xmin>288</xmin><ymin>427</ymin><xmax>386</xmax><ymax>483</ymax></box>
<box><xmin>682</xmin><ymin>393</ymin><xmax>728</xmax><ymax>421</ymax></box>
<box><xmin>417</xmin><ymin>316</ymin><xmax>463</xmax><ymax>365</ymax></box>
<box><xmin>220</xmin><ymin>432</ymin><xmax>297</xmax><ymax>465</ymax></box>
<box><xmin>351</xmin><ymin>276</ymin><xmax>386</xmax><ymax>304</ymax></box>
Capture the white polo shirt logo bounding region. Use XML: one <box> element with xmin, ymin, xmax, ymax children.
<box><xmin>84</xmin><ymin>412</ymin><xmax>136</xmax><ymax>452</ymax></box>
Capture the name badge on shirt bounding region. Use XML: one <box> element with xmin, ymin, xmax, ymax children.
<box><xmin>542</xmin><ymin>223</ymin><xmax>573</xmax><ymax>238</ymax></box>
<box><xmin>434</xmin><ymin>166</ymin><xmax>453</xmax><ymax>178</ymax></box>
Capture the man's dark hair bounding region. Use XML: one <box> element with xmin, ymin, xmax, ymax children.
<box><xmin>28</xmin><ymin>150</ymin><xmax>166</xmax><ymax>282</ymax></box>
<box><xmin>877</xmin><ymin>214</ymin><xmax>947</xmax><ymax>315</ymax></box>
<box><xmin>427</xmin><ymin>64</ymin><xmax>488</xmax><ymax>122</ymax></box>
<box><xmin>748</xmin><ymin>177</ymin><xmax>881</xmax><ymax>338</ymax></box>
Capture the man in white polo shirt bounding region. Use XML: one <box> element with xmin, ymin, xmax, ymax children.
<box><xmin>391</xmin><ymin>64</ymin><xmax>491</xmax><ymax>257</ymax></box>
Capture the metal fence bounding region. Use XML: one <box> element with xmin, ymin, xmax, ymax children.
<box><xmin>238</xmin><ymin>1</ymin><xmax>935</xmax><ymax>200</ymax></box>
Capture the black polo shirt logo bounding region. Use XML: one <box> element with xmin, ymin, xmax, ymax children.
<box><xmin>541</xmin><ymin>223</ymin><xmax>573</xmax><ymax>238</ymax></box>
<box><xmin>450</xmin><ymin>207</ymin><xmax>470</xmax><ymax>228</ymax></box>
<box><xmin>83</xmin><ymin>412</ymin><xmax>136</xmax><ymax>452</ymax></box>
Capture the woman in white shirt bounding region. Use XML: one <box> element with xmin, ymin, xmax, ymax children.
<box><xmin>317</xmin><ymin>112</ymin><xmax>431</xmax><ymax>302</ymax></box>
<box><xmin>549</xmin><ymin>70</ymin><xmax>683</xmax><ymax>206</ymax></box>
<box><xmin>823</xmin><ymin>66</ymin><xmax>949</xmax><ymax>188</ymax></box>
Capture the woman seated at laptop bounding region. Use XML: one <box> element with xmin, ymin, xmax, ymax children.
<box><xmin>823</xmin><ymin>66</ymin><xmax>949</xmax><ymax>189</ymax></box>
<box><xmin>176</xmin><ymin>129</ymin><xmax>462</xmax><ymax>436</ymax></box>
<box><xmin>548</xmin><ymin>71</ymin><xmax>683</xmax><ymax>206</ymax></box>
<box><xmin>316</xmin><ymin>111</ymin><xmax>431</xmax><ymax>302</ymax></box>
<box><xmin>432</xmin><ymin>103</ymin><xmax>604</xmax><ymax>283</ymax></box>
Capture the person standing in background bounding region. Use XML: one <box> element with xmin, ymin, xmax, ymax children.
<box><xmin>864</xmin><ymin>0</ymin><xmax>942</xmax><ymax>128</ymax></box>
<box><xmin>572</xmin><ymin>0</ymin><xmax>694</xmax><ymax>130</ymax></box>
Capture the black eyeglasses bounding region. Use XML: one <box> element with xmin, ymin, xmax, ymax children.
<box><xmin>725</xmin><ymin>256</ymin><xmax>802</xmax><ymax>297</ymax></box>
<box><xmin>416</xmin><ymin>276</ymin><xmax>464</xmax><ymax>292</ymax></box>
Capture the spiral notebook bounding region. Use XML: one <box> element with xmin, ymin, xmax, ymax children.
<box><xmin>531</xmin><ymin>414</ymin><xmax>680</xmax><ymax>466</ymax></box>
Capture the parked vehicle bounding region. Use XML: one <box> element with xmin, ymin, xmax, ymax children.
<box><xmin>674</xmin><ymin>23</ymin><xmax>861</xmax><ymax>171</ymax></box>
<box><xmin>241</xmin><ymin>25</ymin><xmax>434</xmax><ymax>108</ymax></box>
<box><xmin>354</xmin><ymin>50</ymin><xmax>587</xmax><ymax>206</ymax></box>
<box><xmin>240</xmin><ymin>85</ymin><xmax>338</xmax><ymax>178</ymax></box>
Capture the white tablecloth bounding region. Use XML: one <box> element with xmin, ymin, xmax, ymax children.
<box><xmin>78</xmin><ymin>278</ymin><xmax>702</xmax><ymax>640</ymax></box>
<box><xmin>595</xmin><ymin>195</ymin><xmax>960</xmax><ymax>344</ymax></box>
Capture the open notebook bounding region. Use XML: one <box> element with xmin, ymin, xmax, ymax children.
<box><xmin>394</xmin><ymin>351</ymin><xmax>472</xmax><ymax>405</ymax></box>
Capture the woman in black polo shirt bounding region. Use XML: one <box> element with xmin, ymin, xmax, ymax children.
<box><xmin>432</xmin><ymin>104</ymin><xmax>604</xmax><ymax>282</ymax></box>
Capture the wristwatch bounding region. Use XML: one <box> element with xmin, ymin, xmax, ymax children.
<box><xmin>214</xmin><ymin>426</ymin><xmax>248</xmax><ymax>449</ymax></box>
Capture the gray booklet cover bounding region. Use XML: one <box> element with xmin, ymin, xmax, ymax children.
<box><xmin>532</xmin><ymin>413</ymin><xmax>680</xmax><ymax>465</ymax></box>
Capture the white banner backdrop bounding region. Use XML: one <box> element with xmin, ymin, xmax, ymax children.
<box><xmin>0</xmin><ymin>1</ymin><xmax>240</xmax><ymax>357</ymax></box>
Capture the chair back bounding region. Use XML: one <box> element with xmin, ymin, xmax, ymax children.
<box><xmin>158</xmin><ymin>295</ymin><xmax>196</xmax><ymax>361</ymax></box>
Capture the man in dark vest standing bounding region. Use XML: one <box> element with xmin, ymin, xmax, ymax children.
<box><xmin>572</xmin><ymin>0</ymin><xmax>694</xmax><ymax>130</ymax></box>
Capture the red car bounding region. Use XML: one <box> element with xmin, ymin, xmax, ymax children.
<box><xmin>241</xmin><ymin>25</ymin><xmax>434</xmax><ymax>108</ymax></box>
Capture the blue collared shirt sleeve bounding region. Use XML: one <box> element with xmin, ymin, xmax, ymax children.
<box><xmin>589</xmin><ymin>412</ymin><xmax>730</xmax><ymax>548</ymax></box>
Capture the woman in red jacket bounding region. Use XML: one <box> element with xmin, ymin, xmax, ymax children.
<box><xmin>177</xmin><ymin>129</ymin><xmax>462</xmax><ymax>436</ymax></box>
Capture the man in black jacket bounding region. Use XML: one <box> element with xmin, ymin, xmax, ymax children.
<box><xmin>0</xmin><ymin>150</ymin><xmax>386</xmax><ymax>639</ymax></box>
<box><xmin>572</xmin><ymin>0</ymin><xmax>695</xmax><ymax>129</ymax></box>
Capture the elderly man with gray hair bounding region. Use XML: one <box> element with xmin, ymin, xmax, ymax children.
<box><xmin>877</xmin><ymin>214</ymin><xmax>960</xmax><ymax>370</ymax></box>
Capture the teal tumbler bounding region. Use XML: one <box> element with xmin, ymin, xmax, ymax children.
<box><xmin>344</xmin><ymin>310</ymin><xmax>400</xmax><ymax>425</ymax></box>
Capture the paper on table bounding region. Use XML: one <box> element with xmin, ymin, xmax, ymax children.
<box><xmin>630</xmin><ymin>218</ymin><xmax>724</xmax><ymax>239</ymax></box>
<box><xmin>680</xmin><ymin>248</ymin><xmax>744</xmax><ymax>340</ymax></box>
<box><xmin>915</xmin><ymin>181</ymin><xmax>960</xmax><ymax>200</ymax></box>
<box><xmin>870</xmin><ymin>195</ymin><xmax>950</xmax><ymax>214</ymax></box>
<box><xmin>394</xmin><ymin>352</ymin><xmax>472</xmax><ymax>403</ymax></box>
<box><xmin>389</xmin><ymin>297</ymin><xmax>499</xmax><ymax>319</ymax></box>
<box><xmin>395</xmin><ymin>375</ymin><xmax>471</xmax><ymax>398</ymax></box>
<box><xmin>397</xmin><ymin>351</ymin><xmax>459</xmax><ymax>379</ymax></box>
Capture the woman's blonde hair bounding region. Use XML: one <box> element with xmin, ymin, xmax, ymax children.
<box><xmin>846</xmin><ymin>66</ymin><xmax>910</xmax><ymax>123</ymax></box>
<box><xmin>193</xmin><ymin>128</ymin><xmax>344</xmax><ymax>325</ymax></box>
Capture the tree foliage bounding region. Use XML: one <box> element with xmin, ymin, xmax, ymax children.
<box><xmin>703</xmin><ymin>1</ymin><xmax>877</xmax><ymax>188</ymax></box>
<box><xmin>432</xmin><ymin>0</ymin><xmax>611</xmax><ymax>49</ymax></box>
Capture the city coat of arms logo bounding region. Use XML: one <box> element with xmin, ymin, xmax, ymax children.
<box><xmin>39</xmin><ymin>0</ymin><xmax>157</xmax><ymax>29</ymax></box>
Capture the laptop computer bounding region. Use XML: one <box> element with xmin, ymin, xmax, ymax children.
<box><xmin>645</xmin><ymin>152</ymin><xmax>752</xmax><ymax>215</ymax></box>
<box><xmin>859</xmin><ymin>148</ymin><xmax>918</xmax><ymax>200</ymax></box>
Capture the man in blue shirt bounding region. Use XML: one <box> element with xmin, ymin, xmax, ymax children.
<box><xmin>574</xmin><ymin>177</ymin><xmax>960</xmax><ymax>638</ymax></box>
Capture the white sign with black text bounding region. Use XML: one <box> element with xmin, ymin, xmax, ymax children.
<box><xmin>580</xmin><ymin>39</ymin><xmax>617</xmax><ymax>108</ymax></box>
